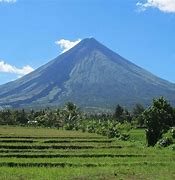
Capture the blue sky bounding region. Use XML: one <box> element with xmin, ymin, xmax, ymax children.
<box><xmin>0</xmin><ymin>0</ymin><xmax>175</xmax><ymax>84</ymax></box>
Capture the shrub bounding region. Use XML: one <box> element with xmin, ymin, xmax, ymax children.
<box><xmin>64</xmin><ymin>123</ymin><xmax>74</xmax><ymax>130</ymax></box>
<box><xmin>156</xmin><ymin>137</ymin><xmax>173</xmax><ymax>147</ymax></box>
<box><xmin>106</xmin><ymin>127</ymin><xmax>119</xmax><ymax>138</ymax></box>
<box><xmin>169</xmin><ymin>144</ymin><xmax>175</xmax><ymax>151</ymax></box>
<box><xmin>156</xmin><ymin>127</ymin><xmax>175</xmax><ymax>147</ymax></box>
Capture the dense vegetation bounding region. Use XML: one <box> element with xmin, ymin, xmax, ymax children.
<box><xmin>0</xmin><ymin>97</ymin><xmax>175</xmax><ymax>147</ymax></box>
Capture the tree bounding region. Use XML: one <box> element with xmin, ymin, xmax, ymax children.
<box><xmin>63</xmin><ymin>102</ymin><xmax>81</xmax><ymax>129</ymax></box>
<box><xmin>143</xmin><ymin>97</ymin><xmax>174</xmax><ymax>146</ymax></box>
<box><xmin>0</xmin><ymin>110</ymin><xmax>15</xmax><ymax>125</ymax></box>
<box><xmin>114</xmin><ymin>104</ymin><xmax>124</xmax><ymax>122</ymax></box>
<box><xmin>123</xmin><ymin>109</ymin><xmax>132</xmax><ymax>123</ymax></box>
<box><xmin>133</xmin><ymin>104</ymin><xmax>145</xmax><ymax>117</ymax></box>
<box><xmin>13</xmin><ymin>109</ymin><xmax>28</xmax><ymax>125</ymax></box>
<box><xmin>132</xmin><ymin>104</ymin><xmax>145</xmax><ymax>127</ymax></box>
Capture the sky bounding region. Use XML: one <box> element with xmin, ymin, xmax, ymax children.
<box><xmin>0</xmin><ymin>0</ymin><xmax>175</xmax><ymax>84</ymax></box>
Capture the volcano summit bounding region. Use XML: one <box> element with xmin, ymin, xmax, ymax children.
<box><xmin>0</xmin><ymin>38</ymin><xmax>175</xmax><ymax>110</ymax></box>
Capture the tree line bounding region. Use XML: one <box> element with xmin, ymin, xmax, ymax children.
<box><xmin>0</xmin><ymin>97</ymin><xmax>175</xmax><ymax>147</ymax></box>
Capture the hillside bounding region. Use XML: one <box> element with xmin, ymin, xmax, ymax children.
<box><xmin>0</xmin><ymin>38</ymin><xmax>175</xmax><ymax>110</ymax></box>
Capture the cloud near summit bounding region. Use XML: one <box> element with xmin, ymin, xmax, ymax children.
<box><xmin>137</xmin><ymin>0</ymin><xmax>175</xmax><ymax>13</ymax></box>
<box><xmin>55</xmin><ymin>39</ymin><xmax>81</xmax><ymax>54</ymax></box>
<box><xmin>0</xmin><ymin>61</ymin><xmax>34</xmax><ymax>76</ymax></box>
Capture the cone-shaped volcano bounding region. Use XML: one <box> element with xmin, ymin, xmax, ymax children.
<box><xmin>0</xmin><ymin>38</ymin><xmax>175</xmax><ymax>110</ymax></box>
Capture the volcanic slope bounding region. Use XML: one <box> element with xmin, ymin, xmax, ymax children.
<box><xmin>0</xmin><ymin>38</ymin><xmax>175</xmax><ymax>109</ymax></box>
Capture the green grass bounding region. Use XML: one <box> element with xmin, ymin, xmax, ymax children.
<box><xmin>0</xmin><ymin>126</ymin><xmax>102</xmax><ymax>138</ymax></box>
<box><xmin>0</xmin><ymin>165</ymin><xmax>174</xmax><ymax>180</ymax></box>
<box><xmin>129</xmin><ymin>128</ymin><xmax>146</xmax><ymax>145</ymax></box>
<box><xmin>0</xmin><ymin>126</ymin><xmax>174</xmax><ymax>180</ymax></box>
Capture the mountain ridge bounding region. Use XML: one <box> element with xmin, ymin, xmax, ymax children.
<box><xmin>0</xmin><ymin>38</ymin><xmax>175</xmax><ymax>110</ymax></box>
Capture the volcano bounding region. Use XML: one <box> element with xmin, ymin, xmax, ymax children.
<box><xmin>0</xmin><ymin>38</ymin><xmax>175</xmax><ymax>110</ymax></box>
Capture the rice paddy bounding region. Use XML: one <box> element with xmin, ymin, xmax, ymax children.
<box><xmin>0</xmin><ymin>126</ymin><xmax>174</xmax><ymax>179</ymax></box>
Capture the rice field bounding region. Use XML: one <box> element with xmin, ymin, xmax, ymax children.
<box><xmin>0</xmin><ymin>126</ymin><xmax>174</xmax><ymax>180</ymax></box>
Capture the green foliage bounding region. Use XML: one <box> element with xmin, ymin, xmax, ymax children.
<box><xmin>133</xmin><ymin>104</ymin><xmax>145</xmax><ymax>117</ymax></box>
<box><xmin>156</xmin><ymin>137</ymin><xmax>173</xmax><ymax>148</ymax></box>
<box><xmin>116</xmin><ymin>122</ymin><xmax>131</xmax><ymax>132</ymax></box>
<box><xmin>115</xmin><ymin>122</ymin><xmax>131</xmax><ymax>141</ymax></box>
<box><xmin>132</xmin><ymin>104</ymin><xmax>145</xmax><ymax>127</ymax></box>
<box><xmin>114</xmin><ymin>105</ymin><xmax>132</xmax><ymax>123</ymax></box>
<box><xmin>62</xmin><ymin>102</ymin><xmax>81</xmax><ymax>130</ymax></box>
<box><xmin>0</xmin><ymin>109</ymin><xmax>28</xmax><ymax>125</ymax></box>
<box><xmin>143</xmin><ymin>97</ymin><xmax>175</xmax><ymax>146</ymax></box>
<box><xmin>1</xmin><ymin>98</ymin><xmax>173</xmax><ymax>145</ymax></box>
<box><xmin>73</xmin><ymin>119</ymin><xmax>131</xmax><ymax>140</ymax></box>
<box><xmin>114</xmin><ymin>105</ymin><xmax>124</xmax><ymax>121</ymax></box>
<box><xmin>64</xmin><ymin>123</ymin><xmax>75</xmax><ymax>130</ymax></box>
<box><xmin>156</xmin><ymin>127</ymin><xmax>175</xmax><ymax>148</ymax></box>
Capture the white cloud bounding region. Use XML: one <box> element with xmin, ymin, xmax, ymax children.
<box><xmin>55</xmin><ymin>39</ymin><xmax>81</xmax><ymax>54</ymax></box>
<box><xmin>0</xmin><ymin>61</ymin><xmax>34</xmax><ymax>76</ymax></box>
<box><xmin>137</xmin><ymin>0</ymin><xmax>175</xmax><ymax>13</ymax></box>
<box><xmin>0</xmin><ymin>0</ymin><xmax>17</xmax><ymax>3</ymax></box>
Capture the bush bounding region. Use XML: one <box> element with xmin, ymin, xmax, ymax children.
<box><xmin>170</xmin><ymin>127</ymin><xmax>175</xmax><ymax>138</ymax></box>
<box><xmin>156</xmin><ymin>137</ymin><xmax>173</xmax><ymax>147</ymax></box>
<box><xmin>116</xmin><ymin>122</ymin><xmax>131</xmax><ymax>132</ymax></box>
<box><xmin>106</xmin><ymin>126</ymin><xmax>119</xmax><ymax>138</ymax></box>
<box><xmin>156</xmin><ymin>127</ymin><xmax>175</xmax><ymax>147</ymax></box>
<box><xmin>168</xmin><ymin>144</ymin><xmax>175</xmax><ymax>151</ymax></box>
<box><xmin>64</xmin><ymin>123</ymin><xmax>74</xmax><ymax>130</ymax></box>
